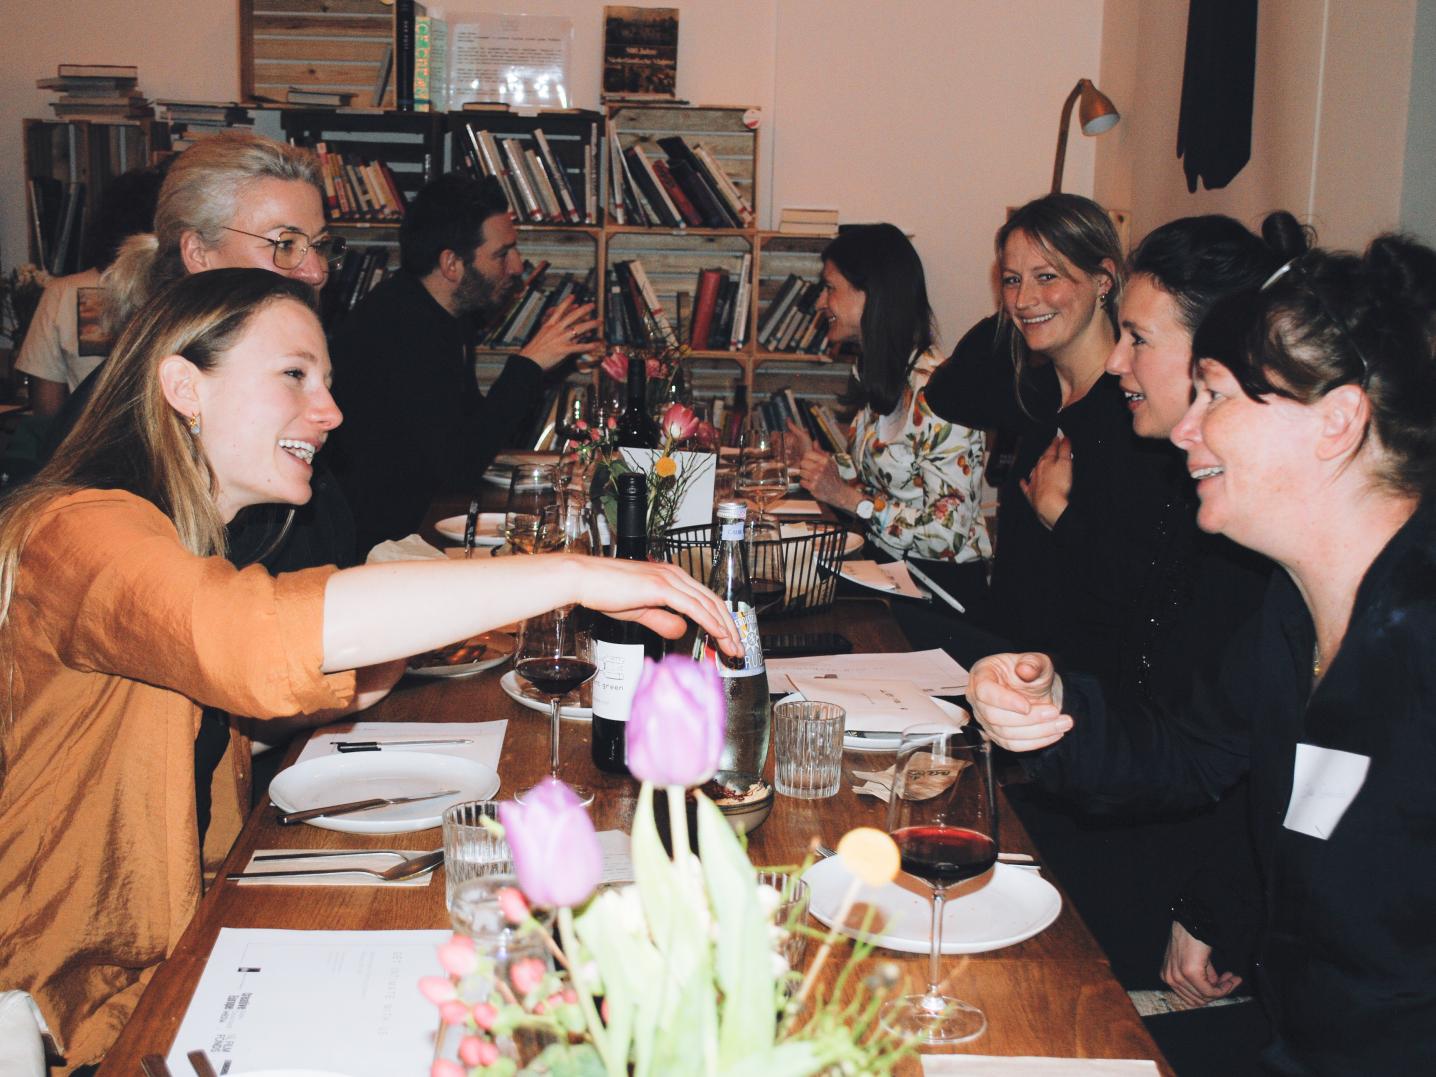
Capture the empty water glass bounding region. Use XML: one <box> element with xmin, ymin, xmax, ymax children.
<box><xmin>756</xmin><ymin>869</ymin><xmax>811</xmax><ymax>975</ymax></box>
<box><xmin>442</xmin><ymin>800</ymin><xmax>513</xmax><ymax>909</ymax></box>
<box><xmin>773</xmin><ymin>700</ymin><xmax>845</xmax><ymax>799</ymax></box>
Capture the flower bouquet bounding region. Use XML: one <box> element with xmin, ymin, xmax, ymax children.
<box><xmin>423</xmin><ymin>655</ymin><xmax>912</xmax><ymax>1077</ymax></box>
<box><xmin>565</xmin><ymin>346</ymin><xmax>719</xmax><ymax>550</ymax></box>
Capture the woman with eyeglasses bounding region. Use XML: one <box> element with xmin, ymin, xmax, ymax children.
<box><xmin>967</xmin><ymin>235</ymin><xmax>1436</xmax><ymax>1074</ymax></box>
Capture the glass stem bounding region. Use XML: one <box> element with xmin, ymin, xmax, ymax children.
<box><xmin>549</xmin><ymin>697</ymin><xmax>561</xmax><ymax>779</ymax></box>
<box><xmin>926</xmin><ymin>888</ymin><xmax>947</xmax><ymax>1000</ymax></box>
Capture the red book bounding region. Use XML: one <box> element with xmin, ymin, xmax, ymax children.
<box><xmin>689</xmin><ymin>267</ymin><xmax>726</xmax><ymax>349</ymax></box>
<box><xmin>651</xmin><ymin>159</ymin><xmax>705</xmax><ymax>227</ymax></box>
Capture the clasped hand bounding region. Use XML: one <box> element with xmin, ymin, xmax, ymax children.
<box><xmin>966</xmin><ymin>651</ymin><xmax>1074</xmax><ymax>751</ymax></box>
<box><xmin>1020</xmin><ymin>434</ymin><xmax>1073</xmax><ymax>530</ymax></box>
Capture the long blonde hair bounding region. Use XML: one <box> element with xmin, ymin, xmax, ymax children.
<box><xmin>0</xmin><ymin>269</ymin><xmax>319</xmax><ymax>776</ymax></box>
<box><xmin>103</xmin><ymin>132</ymin><xmax>322</xmax><ymax>334</ymax></box>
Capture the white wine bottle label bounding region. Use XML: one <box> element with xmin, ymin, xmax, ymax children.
<box><xmin>591</xmin><ymin>639</ymin><xmax>647</xmax><ymax>721</ymax></box>
<box><xmin>718</xmin><ymin>601</ymin><xmax>765</xmax><ymax>678</ymax></box>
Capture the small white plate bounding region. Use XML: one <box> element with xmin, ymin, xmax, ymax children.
<box><xmin>780</xmin><ymin>522</ymin><xmax>864</xmax><ymax>557</ymax></box>
<box><xmin>434</xmin><ymin>512</ymin><xmax>506</xmax><ymax>546</ymax></box>
<box><xmin>269</xmin><ymin>752</ymin><xmax>499</xmax><ymax>834</ymax></box>
<box><xmin>802</xmin><ymin>857</ymin><xmax>1062</xmax><ymax>954</ymax></box>
<box><xmin>407</xmin><ymin>632</ymin><xmax>514</xmax><ymax>679</ymax></box>
<box><xmin>775</xmin><ymin>691</ymin><xmax>965</xmax><ymax>754</ymax></box>
<box><xmin>501</xmin><ymin>669</ymin><xmax>592</xmax><ymax>721</ymax></box>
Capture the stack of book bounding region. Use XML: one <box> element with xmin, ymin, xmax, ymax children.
<box><xmin>153</xmin><ymin>101</ymin><xmax>253</xmax><ymax>150</ymax></box>
<box><xmin>285</xmin><ymin>88</ymin><xmax>358</xmax><ymax>108</ymax></box>
<box><xmin>685</xmin><ymin>259</ymin><xmax>752</xmax><ymax>351</ymax></box>
<box><xmin>479</xmin><ymin>263</ymin><xmax>597</xmax><ymax>350</ymax></box>
<box><xmin>314</xmin><ymin>142</ymin><xmax>407</xmax><ymax>222</ymax></box>
<box><xmin>320</xmin><ymin>246</ymin><xmax>396</xmax><ymax>326</ymax></box>
<box><xmin>37</xmin><ymin>65</ymin><xmax>151</xmax><ymax>120</ymax></box>
<box><xmin>777</xmin><ymin>207</ymin><xmax>840</xmax><ymax>236</ymax></box>
<box><xmin>460</xmin><ymin>122</ymin><xmax>599</xmax><ymax>226</ymax></box>
<box><xmin>605</xmin><ymin>258</ymin><xmax>681</xmax><ymax>347</ymax></box>
<box><xmin>608</xmin><ymin>126</ymin><xmax>755</xmax><ymax>229</ymax></box>
<box><xmin>756</xmin><ymin>274</ymin><xmax>830</xmax><ymax>355</ymax></box>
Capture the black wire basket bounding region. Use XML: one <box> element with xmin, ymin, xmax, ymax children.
<box><xmin>661</xmin><ymin>520</ymin><xmax>849</xmax><ymax>618</ymax></box>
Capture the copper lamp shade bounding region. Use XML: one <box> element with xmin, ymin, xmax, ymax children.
<box><xmin>1051</xmin><ymin>78</ymin><xmax>1121</xmax><ymax>193</ymax></box>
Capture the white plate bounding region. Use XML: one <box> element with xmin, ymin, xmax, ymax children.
<box><xmin>407</xmin><ymin>632</ymin><xmax>515</xmax><ymax>679</ymax></box>
<box><xmin>780</xmin><ymin>522</ymin><xmax>864</xmax><ymax>558</ymax></box>
<box><xmin>775</xmin><ymin>691</ymin><xmax>966</xmax><ymax>753</ymax></box>
<box><xmin>802</xmin><ymin>857</ymin><xmax>1062</xmax><ymax>954</ymax></box>
<box><xmin>434</xmin><ymin>512</ymin><xmax>506</xmax><ymax>546</ymax></box>
<box><xmin>501</xmin><ymin>669</ymin><xmax>592</xmax><ymax>721</ymax></box>
<box><xmin>268</xmin><ymin>752</ymin><xmax>499</xmax><ymax>834</ymax></box>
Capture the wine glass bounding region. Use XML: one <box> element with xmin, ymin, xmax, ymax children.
<box><xmin>746</xmin><ymin>516</ymin><xmax>786</xmax><ymax>612</ymax></box>
<box><xmin>504</xmin><ymin>464</ymin><xmax>559</xmax><ymax>554</ymax></box>
<box><xmin>513</xmin><ymin>609</ymin><xmax>596</xmax><ymax>807</ymax></box>
<box><xmin>880</xmin><ymin>722</ymin><xmax>996</xmax><ymax>1045</ymax></box>
<box><xmin>737</xmin><ymin>453</ymin><xmax>790</xmax><ymax>529</ymax></box>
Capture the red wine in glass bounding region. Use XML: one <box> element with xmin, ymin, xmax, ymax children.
<box><xmin>516</xmin><ymin>657</ymin><xmax>597</xmax><ymax>697</ymax></box>
<box><xmin>892</xmin><ymin>825</ymin><xmax>997</xmax><ymax>888</ymax></box>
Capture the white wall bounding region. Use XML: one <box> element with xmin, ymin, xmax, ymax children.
<box><xmin>1</xmin><ymin>0</ymin><xmax>1111</xmax><ymax>349</ymax></box>
<box><xmin>1097</xmin><ymin>0</ymin><xmax>1417</xmax><ymax>253</ymax></box>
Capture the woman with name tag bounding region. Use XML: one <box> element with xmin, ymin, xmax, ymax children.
<box><xmin>0</xmin><ymin>268</ymin><xmax>742</xmax><ymax>1073</ymax></box>
<box><xmin>784</xmin><ymin>223</ymin><xmax>991</xmax><ymax>618</ymax></box>
<box><xmin>967</xmin><ymin>235</ymin><xmax>1436</xmax><ymax>1075</ymax></box>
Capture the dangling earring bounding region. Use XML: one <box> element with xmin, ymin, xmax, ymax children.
<box><xmin>1098</xmin><ymin>290</ymin><xmax>1110</xmax><ymax>309</ymax></box>
<box><xmin>188</xmin><ymin>412</ymin><xmax>202</xmax><ymax>437</ymax></box>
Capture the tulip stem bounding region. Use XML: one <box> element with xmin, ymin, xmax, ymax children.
<box><xmin>666</xmin><ymin>784</ymin><xmax>692</xmax><ymax>868</ymax></box>
<box><xmin>558</xmin><ymin>906</ymin><xmax>617</xmax><ymax>1075</ymax></box>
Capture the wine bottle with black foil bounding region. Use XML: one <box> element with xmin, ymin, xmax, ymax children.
<box><xmin>615</xmin><ymin>354</ymin><xmax>659</xmax><ymax>449</ymax></box>
<box><xmin>591</xmin><ymin>472</ymin><xmax>664</xmax><ymax>774</ymax></box>
<box><xmin>691</xmin><ymin>500</ymin><xmax>771</xmax><ymax>781</ymax></box>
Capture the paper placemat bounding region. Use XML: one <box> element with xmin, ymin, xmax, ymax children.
<box><xmin>298</xmin><ymin>720</ymin><xmax>507</xmax><ymax>775</ymax></box>
<box><xmin>768</xmin><ymin>648</ymin><xmax>968</xmax><ymax>695</ymax></box>
<box><xmin>923</xmin><ymin>1058</ymin><xmax>1159</xmax><ymax>1076</ymax></box>
<box><xmin>769</xmin><ymin>498</ymin><xmax>824</xmax><ymax>516</ymax></box>
<box><xmin>788</xmin><ymin>676</ymin><xmax>955</xmax><ymax>734</ymax></box>
<box><xmin>236</xmin><ymin>849</ymin><xmax>434</xmax><ymax>888</ymax></box>
<box><xmin>841</xmin><ymin>559</ymin><xmax>928</xmax><ymax>599</ymax></box>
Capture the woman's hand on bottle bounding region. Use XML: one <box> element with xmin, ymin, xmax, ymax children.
<box><xmin>1162</xmin><ymin>922</ymin><xmax>1242</xmax><ymax>1008</ymax></box>
<box><xmin>569</xmin><ymin>555</ymin><xmax>743</xmax><ymax>657</ymax></box>
<box><xmin>518</xmin><ymin>296</ymin><xmax>602</xmax><ymax>371</ymax></box>
<box><xmin>966</xmin><ymin>652</ymin><xmax>1073</xmax><ymax>751</ymax></box>
<box><xmin>1020</xmin><ymin>434</ymin><xmax>1073</xmax><ymax>530</ymax></box>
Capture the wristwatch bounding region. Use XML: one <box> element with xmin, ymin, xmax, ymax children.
<box><xmin>855</xmin><ymin>496</ymin><xmax>875</xmax><ymax>520</ymax></box>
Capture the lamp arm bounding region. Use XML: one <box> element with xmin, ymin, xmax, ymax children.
<box><xmin>1050</xmin><ymin>81</ymin><xmax>1084</xmax><ymax>194</ymax></box>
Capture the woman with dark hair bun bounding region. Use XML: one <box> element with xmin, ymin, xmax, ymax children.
<box><xmin>787</xmin><ymin>223</ymin><xmax>990</xmax><ymax>612</ymax></box>
<box><xmin>970</xmin><ymin>233</ymin><xmax>1436</xmax><ymax>1074</ymax></box>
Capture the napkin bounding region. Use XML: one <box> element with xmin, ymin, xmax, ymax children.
<box><xmin>768</xmin><ymin>498</ymin><xmax>824</xmax><ymax>516</ymax></box>
<box><xmin>840</xmin><ymin>559</ymin><xmax>927</xmax><ymax>600</ymax></box>
<box><xmin>298</xmin><ymin>720</ymin><xmax>508</xmax><ymax>774</ymax></box>
<box><xmin>236</xmin><ymin>849</ymin><xmax>434</xmax><ymax>888</ymax></box>
<box><xmin>366</xmin><ymin>534</ymin><xmax>446</xmax><ymax>563</ymax></box>
<box><xmin>922</xmin><ymin>1058</ymin><xmax>1159</xmax><ymax>1075</ymax></box>
<box><xmin>788</xmin><ymin>676</ymin><xmax>959</xmax><ymax>734</ymax></box>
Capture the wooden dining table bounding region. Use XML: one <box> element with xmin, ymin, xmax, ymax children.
<box><xmin>98</xmin><ymin>498</ymin><xmax>1173</xmax><ymax>1075</ymax></box>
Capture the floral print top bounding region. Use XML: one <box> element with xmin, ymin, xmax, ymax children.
<box><xmin>834</xmin><ymin>349</ymin><xmax>991</xmax><ymax>564</ymax></box>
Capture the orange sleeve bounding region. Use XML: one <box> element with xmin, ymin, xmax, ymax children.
<box><xmin>29</xmin><ymin>490</ymin><xmax>355</xmax><ymax>717</ymax></box>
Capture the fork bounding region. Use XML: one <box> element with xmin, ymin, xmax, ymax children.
<box><xmin>252</xmin><ymin>848</ymin><xmax>411</xmax><ymax>862</ymax></box>
<box><xmin>225</xmin><ymin>849</ymin><xmax>443</xmax><ymax>882</ymax></box>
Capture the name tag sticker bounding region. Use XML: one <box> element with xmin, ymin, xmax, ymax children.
<box><xmin>1282</xmin><ymin>743</ymin><xmax>1370</xmax><ymax>840</ymax></box>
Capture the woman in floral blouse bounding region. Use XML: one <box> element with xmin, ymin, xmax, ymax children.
<box><xmin>787</xmin><ymin>223</ymin><xmax>991</xmax><ymax>614</ymax></box>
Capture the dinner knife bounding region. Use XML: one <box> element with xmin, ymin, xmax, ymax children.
<box><xmin>277</xmin><ymin>789</ymin><xmax>460</xmax><ymax>825</ymax></box>
<box><xmin>335</xmin><ymin>738</ymin><xmax>474</xmax><ymax>752</ymax></box>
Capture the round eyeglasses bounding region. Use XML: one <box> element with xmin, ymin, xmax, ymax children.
<box><xmin>222</xmin><ymin>227</ymin><xmax>348</xmax><ymax>270</ymax></box>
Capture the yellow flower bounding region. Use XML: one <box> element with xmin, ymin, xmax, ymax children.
<box><xmin>654</xmin><ymin>455</ymin><xmax>678</xmax><ymax>478</ymax></box>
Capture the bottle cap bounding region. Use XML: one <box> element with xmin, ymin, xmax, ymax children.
<box><xmin>715</xmin><ymin>500</ymin><xmax>748</xmax><ymax>521</ymax></box>
<box><xmin>617</xmin><ymin>472</ymin><xmax>646</xmax><ymax>498</ymax></box>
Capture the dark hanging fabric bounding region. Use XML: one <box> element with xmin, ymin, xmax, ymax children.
<box><xmin>1176</xmin><ymin>0</ymin><xmax>1260</xmax><ymax>192</ymax></box>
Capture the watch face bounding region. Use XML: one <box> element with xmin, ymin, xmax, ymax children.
<box><xmin>857</xmin><ymin>499</ymin><xmax>874</xmax><ymax>519</ymax></box>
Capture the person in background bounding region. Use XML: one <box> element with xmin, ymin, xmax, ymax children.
<box><xmin>786</xmin><ymin>223</ymin><xmax>990</xmax><ymax>618</ymax></box>
<box><xmin>328</xmin><ymin>172</ymin><xmax>599</xmax><ymax>555</ymax></box>
<box><xmin>926</xmin><ymin>194</ymin><xmax>1175</xmax><ymax>687</ymax></box>
<box><xmin>968</xmin><ymin>235</ymin><xmax>1436</xmax><ymax>1075</ymax></box>
<box><xmin>0</xmin><ymin>268</ymin><xmax>742</xmax><ymax>1073</ymax></box>
<box><xmin>15</xmin><ymin>165</ymin><xmax>165</xmax><ymax>417</ymax></box>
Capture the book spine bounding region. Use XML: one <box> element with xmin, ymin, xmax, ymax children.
<box><xmin>607</xmin><ymin>124</ymin><xmax>627</xmax><ymax>225</ymax></box>
<box><xmin>628</xmin><ymin>145</ymin><xmax>683</xmax><ymax>227</ymax></box>
<box><xmin>524</xmin><ymin>147</ymin><xmax>562</xmax><ymax>222</ymax></box>
<box><xmin>394</xmin><ymin>0</ymin><xmax>418</xmax><ymax>111</ymax></box>
<box><xmin>500</xmin><ymin>138</ymin><xmax>545</xmax><ymax>222</ymax></box>
<box><xmin>757</xmin><ymin>274</ymin><xmax>803</xmax><ymax>346</ymax></box>
<box><xmin>693</xmin><ymin>143</ymin><xmax>755</xmax><ymax>227</ymax></box>
<box><xmin>586</xmin><ymin>123</ymin><xmax>599</xmax><ymax>224</ymax></box>
<box><xmin>533</xmin><ymin>129</ymin><xmax>581</xmax><ymax>223</ymax></box>
<box><xmin>651</xmin><ymin>159</ymin><xmax>704</xmax><ymax>227</ymax></box>
<box><xmin>314</xmin><ymin>143</ymin><xmax>341</xmax><ymax>218</ymax></box>
<box><xmin>473</xmin><ymin>129</ymin><xmax>520</xmax><ymax>219</ymax></box>
<box><xmin>626</xmin><ymin>258</ymin><xmax>679</xmax><ymax>345</ymax></box>
<box><xmin>413</xmin><ymin>14</ymin><xmax>432</xmax><ymax>111</ymax></box>
<box><xmin>688</xmin><ymin>267</ymin><xmax>724</xmax><ymax>349</ymax></box>
<box><xmin>729</xmin><ymin>253</ymin><xmax>752</xmax><ymax>348</ymax></box>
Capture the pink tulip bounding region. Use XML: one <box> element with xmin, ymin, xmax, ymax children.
<box><xmin>510</xmin><ymin>956</ymin><xmax>548</xmax><ymax>996</ymax></box>
<box><xmin>437</xmin><ymin>934</ymin><xmax>477</xmax><ymax>977</ymax></box>
<box><xmin>432</xmin><ymin>1060</ymin><xmax>465</xmax><ymax>1077</ymax></box>
<box><xmin>496</xmin><ymin>886</ymin><xmax>530</xmax><ymax>925</ymax></box>
<box><xmin>440</xmin><ymin>999</ymin><xmax>469</xmax><ymax>1025</ymax></box>
<box><xmin>601</xmin><ymin>350</ymin><xmax>629</xmax><ymax>382</ymax></box>
<box><xmin>459</xmin><ymin>1035</ymin><xmax>498</xmax><ymax>1067</ymax></box>
<box><xmin>626</xmin><ymin>656</ymin><xmax>726</xmax><ymax>787</ymax></box>
<box><xmin>645</xmin><ymin>358</ymin><xmax>664</xmax><ymax>379</ymax></box>
<box><xmin>498</xmin><ymin>780</ymin><xmax>602</xmax><ymax>907</ymax></box>
<box><xmin>661</xmin><ymin>402</ymin><xmax>700</xmax><ymax>442</ymax></box>
<box><xmin>419</xmin><ymin>975</ymin><xmax>457</xmax><ymax>1005</ymax></box>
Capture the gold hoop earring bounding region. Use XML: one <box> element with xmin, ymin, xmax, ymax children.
<box><xmin>188</xmin><ymin>413</ymin><xmax>201</xmax><ymax>437</ymax></box>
